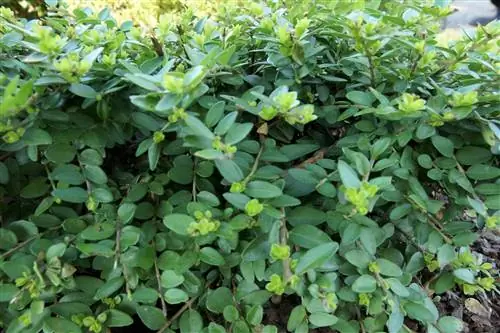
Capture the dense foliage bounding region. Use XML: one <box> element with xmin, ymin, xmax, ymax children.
<box><xmin>0</xmin><ymin>1</ymin><xmax>499</xmax><ymax>332</ymax></box>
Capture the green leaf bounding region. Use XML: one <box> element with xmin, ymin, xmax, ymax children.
<box><xmin>316</xmin><ymin>182</ymin><xmax>336</xmax><ymax>198</ymax></box>
<box><xmin>46</xmin><ymin>243</ymin><xmax>66</xmax><ymax>260</ymax></box>
<box><xmin>403</xmin><ymin>302</ymin><xmax>436</xmax><ymax>323</ymax></box>
<box><xmin>352</xmin><ymin>275</ymin><xmax>377</xmax><ymax>293</ymax></box>
<box><xmin>179</xmin><ymin>309</ymin><xmax>203</xmax><ymax>333</ymax></box>
<box><xmin>415</xmin><ymin>123</ymin><xmax>436</xmax><ymax>140</ymax></box>
<box><xmin>288</xmin><ymin>206</ymin><xmax>326</xmax><ymax>226</ymax></box>
<box><xmin>207</xmin><ymin>287</ymin><xmax>233</xmax><ymax>314</ymax></box>
<box><xmin>44</xmin><ymin>317</ymin><xmax>82</xmax><ymax>333</ymax></box>
<box><xmin>52</xmin><ymin>187</ymin><xmax>88</xmax><ymax>203</ymax></box>
<box><xmin>262</xmin><ymin>326</ymin><xmax>278</xmax><ymax>333</ymax></box>
<box><xmin>69</xmin><ymin>83</ymin><xmax>98</xmax><ymax>99</ymax></box>
<box><xmin>0</xmin><ymin>229</ymin><xmax>18</xmax><ymax>250</ymax></box>
<box><xmin>360</xmin><ymin>228</ymin><xmax>377</xmax><ymax>255</ymax></box>
<box><xmin>45</xmin><ymin>144</ymin><xmax>76</xmax><ymax>164</ymax></box>
<box><xmin>289</xmin><ymin>225</ymin><xmax>331</xmax><ymax>249</ymax></box>
<box><xmin>466</xmin><ymin>164</ymin><xmax>500</xmax><ymax>180</ymax></box>
<box><xmin>214</xmin><ymin>111</ymin><xmax>237</xmax><ymax>135</ymax></box>
<box><xmin>94</xmin><ymin>277</ymin><xmax>124</xmax><ymax>300</ymax></box>
<box><xmin>453</xmin><ymin>268</ymin><xmax>475</xmax><ymax>283</ymax></box>
<box><xmin>118</xmin><ymin>203</ymin><xmax>136</xmax><ymax>224</ymax></box>
<box><xmin>83</xmin><ymin>165</ymin><xmax>107</xmax><ymax>184</ymax></box>
<box><xmin>223</xmin><ymin>193</ymin><xmax>250</xmax><ymax>209</ymax></box>
<box><xmin>164</xmin><ymin>288</ymin><xmax>189</xmax><ymax>304</ymax></box>
<box><xmin>106</xmin><ymin>309</ymin><xmax>134</xmax><ymax>327</ymax></box>
<box><xmin>137</xmin><ymin>305</ymin><xmax>166</xmax><ymax>330</ymax></box>
<box><xmin>295</xmin><ymin>242</ymin><xmax>338</xmax><ymax>274</ymax></box>
<box><xmin>376</xmin><ymin>258</ymin><xmax>403</xmax><ymax>277</ymax></box>
<box><xmin>205</xmin><ymin>101</ymin><xmax>225</xmax><ymax>127</ymax></box>
<box><xmin>23</xmin><ymin>128</ymin><xmax>52</xmax><ymax>146</ymax></box>
<box><xmin>195</xmin><ymin>149</ymin><xmax>224</xmax><ymax>160</ymax></box>
<box><xmin>390</xmin><ymin>204</ymin><xmax>412</xmax><ymax>220</ymax></box>
<box><xmin>346</xmin><ymin>91</ymin><xmax>375</xmax><ymax>106</ymax></box>
<box><xmin>197</xmin><ymin>191</ymin><xmax>220</xmax><ymax>206</ymax></box>
<box><xmin>163</xmin><ymin>214</ymin><xmax>195</xmax><ymax>235</ymax></box>
<box><xmin>223</xmin><ymin>305</ymin><xmax>239</xmax><ymax>322</ymax></box>
<box><xmin>208</xmin><ymin>323</ymin><xmax>227</xmax><ymax>333</ymax></box>
<box><xmin>431</xmin><ymin>136</ymin><xmax>454</xmax><ymax>157</ymax></box>
<box><xmin>437</xmin><ymin>316</ymin><xmax>464</xmax><ymax>333</ymax></box>
<box><xmin>281</xmin><ymin>144</ymin><xmax>320</xmax><ymax>161</ymax></box>
<box><xmin>344</xmin><ymin>249</ymin><xmax>371</xmax><ymax>269</ymax></box>
<box><xmin>456</xmin><ymin>146</ymin><xmax>491</xmax><ymax>165</ymax></box>
<box><xmin>161</xmin><ymin>270</ymin><xmax>184</xmax><ymax>289</ymax></box>
<box><xmin>287</xmin><ymin>305</ymin><xmax>307</xmax><ymax>331</ymax></box>
<box><xmin>244</xmin><ymin>181</ymin><xmax>282</xmax><ymax>199</ymax></box>
<box><xmin>246</xmin><ymin>305</ymin><xmax>263</xmax><ymax>325</ymax></box>
<box><xmin>200</xmin><ymin>247</ymin><xmax>226</xmax><ymax>266</ymax></box>
<box><xmin>387</xmin><ymin>278</ymin><xmax>409</xmax><ymax>297</ymax></box>
<box><xmin>185</xmin><ymin>114</ymin><xmax>215</xmax><ymax>139</ymax></box>
<box><xmin>183</xmin><ymin>65</ymin><xmax>206</xmax><ymax>89</ymax></box>
<box><xmin>225</xmin><ymin>123</ymin><xmax>253</xmax><ymax>145</ymax></box>
<box><xmin>434</xmin><ymin>272</ymin><xmax>455</xmax><ymax>294</ymax></box>
<box><xmin>437</xmin><ymin>244</ymin><xmax>455</xmax><ymax>268</ymax></box>
<box><xmin>93</xmin><ymin>188</ymin><xmax>114</xmax><ymax>203</ymax></box>
<box><xmin>132</xmin><ymin>287</ymin><xmax>159</xmax><ymax>304</ymax></box>
<box><xmin>370</xmin><ymin>137</ymin><xmax>391</xmax><ymax>159</ymax></box>
<box><xmin>338</xmin><ymin>160</ymin><xmax>361</xmax><ymax>188</ymax></box>
<box><xmin>387</xmin><ymin>309</ymin><xmax>404</xmax><ymax>333</ymax></box>
<box><xmin>21</xmin><ymin>179</ymin><xmax>49</xmax><ymax>199</ymax></box>
<box><xmin>417</xmin><ymin>154</ymin><xmax>433</xmax><ymax>169</ymax></box>
<box><xmin>80</xmin><ymin>223</ymin><xmax>115</xmax><ymax>241</ymax></box>
<box><xmin>76</xmin><ymin>243</ymin><xmax>114</xmax><ymax>257</ymax></box>
<box><xmin>309</xmin><ymin>312</ymin><xmax>338</xmax><ymax>327</ymax></box>
<box><xmin>344</xmin><ymin>149</ymin><xmax>371</xmax><ymax>176</ymax></box>
<box><xmin>215</xmin><ymin>159</ymin><xmax>244</xmax><ymax>183</ymax></box>
<box><xmin>80</xmin><ymin>149</ymin><xmax>103</xmax><ymax>165</ymax></box>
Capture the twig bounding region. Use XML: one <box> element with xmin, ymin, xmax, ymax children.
<box><xmin>280</xmin><ymin>208</ymin><xmax>292</xmax><ymax>282</ymax></box>
<box><xmin>0</xmin><ymin>152</ymin><xmax>14</xmax><ymax>161</ymax></box>
<box><xmin>0</xmin><ymin>227</ymin><xmax>58</xmax><ymax>260</ymax></box>
<box><xmin>153</xmin><ymin>248</ymin><xmax>168</xmax><ymax>317</ymax></box>
<box><xmin>44</xmin><ymin>164</ymin><xmax>56</xmax><ymax>190</ymax></box>
<box><xmin>76</xmin><ymin>154</ymin><xmax>92</xmax><ymax>195</ymax></box>
<box><xmin>356</xmin><ymin>306</ymin><xmax>367</xmax><ymax>333</ymax></box>
<box><xmin>192</xmin><ymin>157</ymin><xmax>197</xmax><ymax>202</ymax></box>
<box><xmin>427</xmin><ymin>214</ymin><xmax>453</xmax><ymax>244</ymax></box>
<box><xmin>114</xmin><ymin>222</ymin><xmax>122</xmax><ymax>270</ymax></box>
<box><xmin>296</xmin><ymin>148</ymin><xmax>328</xmax><ymax>168</ymax></box>
<box><xmin>367</xmin><ymin>54</ymin><xmax>376</xmax><ymax>87</ymax></box>
<box><xmin>410</xmin><ymin>54</ymin><xmax>422</xmax><ymax>76</ymax></box>
<box><xmin>406</xmin><ymin>195</ymin><xmax>453</xmax><ymax>244</ymax></box>
<box><xmin>243</xmin><ymin>142</ymin><xmax>265</xmax><ymax>183</ymax></box>
<box><xmin>394</xmin><ymin>225</ymin><xmax>427</xmax><ymax>253</ymax></box>
<box><xmin>157</xmin><ymin>296</ymin><xmax>198</xmax><ymax>333</ymax></box>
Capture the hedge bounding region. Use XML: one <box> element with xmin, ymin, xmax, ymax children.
<box><xmin>0</xmin><ymin>1</ymin><xmax>499</xmax><ymax>333</ymax></box>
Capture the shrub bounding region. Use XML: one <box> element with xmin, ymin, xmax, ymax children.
<box><xmin>0</xmin><ymin>1</ymin><xmax>499</xmax><ymax>333</ymax></box>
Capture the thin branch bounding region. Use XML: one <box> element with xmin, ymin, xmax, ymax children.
<box><xmin>406</xmin><ymin>195</ymin><xmax>453</xmax><ymax>244</ymax></box>
<box><xmin>280</xmin><ymin>208</ymin><xmax>292</xmax><ymax>282</ymax></box>
<box><xmin>114</xmin><ymin>222</ymin><xmax>122</xmax><ymax>270</ymax></box>
<box><xmin>394</xmin><ymin>225</ymin><xmax>427</xmax><ymax>253</ymax></box>
<box><xmin>192</xmin><ymin>157</ymin><xmax>197</xmax><ymax>202</ymax></box>
<box><xmin>243</xmin><ymin>142</ymin><xmax>265</xmax><ymax>183</ymax></box>
<box><xmin>0</xmin><ymin>227</ymin><xmax>59</xmax><ymax>260</ymax></box>
<box><xmin>157</xmin><ymin>296</ymin><xmax>198</xmax><ymax>333</ymax></box>
<box><xmin>153</xmin><ymin>248</ymin><xmax>168</xmax><ymax>317</ymax></box>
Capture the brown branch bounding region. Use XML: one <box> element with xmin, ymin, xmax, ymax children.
<box><xmin>153</xmin><ymin>248</ymin><xmax>168</xmax><ymax>317</ymax></box>
<box><xmin>0</xmin><ymin>227</ymin><xmax>59</xmax><ymax>260</ymax></box>
<box><xmin>157</xmin><ymin>296</ymin><xmax>198</xmax><ymax>333</ymax></box>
